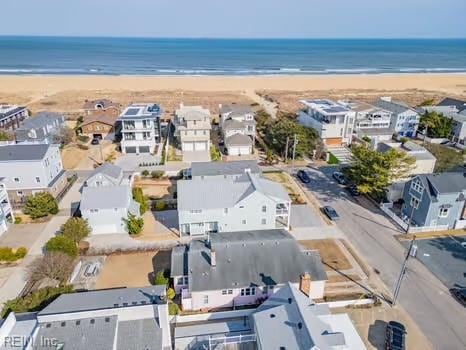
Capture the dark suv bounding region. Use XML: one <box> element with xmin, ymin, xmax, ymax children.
<box><xmin>385</xmin><ymin>321</ymin><xmax>406</xmax><ymax>350</ymax></box>
<box><xmin>297</xmin><ymin>170</ymin><xmax>311</xmax><ymax>183</ymax></box>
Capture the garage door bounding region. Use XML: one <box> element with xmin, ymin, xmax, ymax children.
<box><xmin>125</xmin><ymin>146</ymin><xmax>137</xmax><ymax>154</ymax></box>
<box><xmin>139</xmin><ymin>146</ymin><xmax>150</xmax><ymax>153</ymax></box>
<box><xmin>194</xmin><ymin>141</ymin><xmax>207</xmax><ymax>151</ymax></box>
<box><xmin>228</xmin><ymin>145</ymin><xmax>251</xmax><ymax>156</ymax></box>
<box><xmin>325</xmin><ymin>138</ymin><xmax>343</xmax><ymax>147</ymax></box>
<box><xmin>183</xmin><ymin>142</ymin><xmax>194</xmax><ymax>151</ymax></box>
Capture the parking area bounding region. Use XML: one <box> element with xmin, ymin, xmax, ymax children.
<box><xmin>290</xmin><ymin>204</ymin><xmax>325</xmax><ymax>228</ymax></box>
<box><xmin>403</xmin><ymin>235</ymin><xmax>466</xmax><ymax>288</ymax></box>
<box><xmin>0</xmin><ymin>223</ymin><xmax>48</xmax><ymax>250</ymax></box>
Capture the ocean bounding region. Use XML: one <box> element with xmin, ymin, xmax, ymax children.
<box><xmin>0</xmin><ymin>36</ymin><xmax>465</xmax><ymax>76</ymax></box>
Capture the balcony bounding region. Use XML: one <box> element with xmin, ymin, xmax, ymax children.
<box><xmin>181</xmin><ymin>288</ymin><xmax>192</xmax><ymax>310</ymax></box>
<box><xmin>276</xmin><ymin>203</ymin><xmax>289</xmax><ymax>215</ymax></box>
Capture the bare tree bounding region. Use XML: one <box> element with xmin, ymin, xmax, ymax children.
<box><xmin>27</xmin><ymin>252</ymin><xmax>75</xmax><ymax>285</ymax></box>
<box><xmin>50</xmin><ymin>126</ymin><xmax>75</xmax><ymax>145</ymax></box>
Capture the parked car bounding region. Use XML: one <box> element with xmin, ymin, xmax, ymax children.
<box><xmin>332</xmin><ymin>171</ymin><xmax>347</xmax><ymax>185</ymax></box>
<box><xmin>346</xmin><ymin>185</ymin><xmax>360</xmax><ymax>196</ymax></box>
<box><xmin>297</xmin><ymin>170</ymin><xmax>311</xmax><ymax>183</ymax></box>
<box><xmin>449</xmin><ymin>287</ymin><xmax>466</xmax><ymax>307</ymax></box>
<box><xmin>322</xmin><ymin>206</ymin><xmax>339</xmax><ymax>220</ymax></box>
<box><xmin>91</xmin><ymin>138</ymin><xmax>100</xmax><ymax>145</ymax></box>
<box><xmin>385</xmin><ymin>321</ymin><xmax>406</xmax><ymax>350</ymax></box>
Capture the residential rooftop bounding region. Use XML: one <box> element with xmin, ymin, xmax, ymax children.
<box><xmin>219</xmin><ymin>104</ymin><xmax>253</xmax><ymax>115</ymax></box>
<box><xmin>190</xmin><ymin>160</ymin><xmax>261</xmax><ymax>178</ymax></box>
<box><xmin>437</xmin><ymin>97</ymin><xmax>466</xmax><ymax>112</ymax></box>
<box><xmin>176</xmin><ymin>105</ymin><xmax>211</xmax><ymax>121</ymax></box>
<box><xmin>83</xmin><ymin>99</ymin><xmax>121</xmax><ymax>110</ymax></box>
<box><xmin>416</xmin><ymin>172</ymin><xmax>466</xmax><ymax>196</ymax></box>
<box><xmin>15</xmin><ymin>112</ymin><xmax>64</xmax><ymax>130</ymax></box>
<box><xmin>225</xmin><ymin>133</ymin><xmax>253</xmax><ymax>146</ymax></box>
<box><xmin>375</xmin><ymin>97</ymin><xmax>418</xmax><ymax>114</ymax></box>
<box><xmin>171</xmin><ymin>229</ymin><xmax>327</xmax><ymax>292</ymax></box>
<box><xmin>0</xmin><ymin>105</ymin><xmax>27</xmax><ymax>121</ymax></box>
<box><xmin>80</xmin><ymin>185</ymin><xmax>138</xmax><ymax>212</ymax></box>
<box><xmin>377</xmin><ymin>141</ymin><xmax>436</xmax><ymax>161</ymax></box>
<box><xmin>118</xmin><ymin>103</ymin><xmax>163</xmax><ymax>120</ymax></box>
<box><xmin>0</xmin><ymin>143</ymin><xmax>53</xmax><ymax>162</ymax></box>
<box><xmin>299</xmin><ymin>99</ymin><xmax>350</xmax><ymax>115</ymax></box>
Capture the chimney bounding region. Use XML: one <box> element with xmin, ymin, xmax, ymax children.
<box><xmin>299</xmin><ymin>273</ymin><xmax>311</xmax><ymax>297</ymax></box>
<box><xmin>210</xmin><ymin>250</ymin><xmax>217</xmax><ymax>267</ymax></box>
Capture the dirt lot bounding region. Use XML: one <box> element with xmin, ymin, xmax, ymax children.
<box><xmin>133</xmin><ymin>178</ymin><xmax>176</xmax><ymax>199</ymax></box>
<box><xmin>299</xmin><ymin>239</ymin><xmax>352</xmax><ymax>271</ymax></box>
<box><xmin>340</xmin><ymin>305</ymin><xmax>433</xmax><ymax>350</ymax></box>
<box><xmin>61</xmin><ymin>145</ymin><xmax>88</xmax><ymax>169</ymax></box>
<box><xmin>263</xmin><ymin>171</ymin><xmax>306</xmax><ymax>204</ymax></box>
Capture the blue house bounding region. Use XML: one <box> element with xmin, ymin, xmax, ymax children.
<box><xmin>401</xmin><ymin>173</ymin><xmax>466</xmax><ymax>229</ymax></box>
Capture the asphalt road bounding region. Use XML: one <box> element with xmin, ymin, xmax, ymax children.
<box><xmin>298</xmin><ymin>165</ymin><xmax>466</xmax><ymax>350</ymax></box>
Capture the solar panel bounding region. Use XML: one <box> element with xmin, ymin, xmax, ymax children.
<box><xmin>124</xmin><ymin>108</ymin><xmax>140</xmax><ymax>116</ymax></box>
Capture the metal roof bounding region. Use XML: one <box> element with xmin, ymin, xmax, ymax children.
<box><xmin>116</xmin><ymin>318</ymin><xmax>163</xmax><ymax>350</ymax></box>
<box><xmin>172</xmin><ymin>230</ymin><xmax>327</xmax><ymax>292</ymax></box>
<box><xmin>420</xmin><ymin>172</ymin><xmax>466</xmax><ymax>195</ymax></box>
<box><xmin>87</xmin><ymin>162</ymin><xmax>123</xmax><ymax>183</ymax></box>
<box><xmin>80</xmin><ymin>185</ymin><xmax>135</xmax><ymax>211</ymax></box>
<box><xmin>38</xmin><ymin>286</ymin><xmax>166</xmax><ymax>316</ymax></box>
<box><xmin>190</xmin><ymin>160</ymin><xmax>261</xmax><ymax>177</ymax></box>
<box><xmin>0</xmin><ymin>143</ymin><xmax>52</xmax><ymax>162</ymax></box>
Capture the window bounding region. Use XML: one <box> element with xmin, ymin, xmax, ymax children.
<box><xmin>410</xmin><ymin>196</ymin><xmax>419</xmax><ymax>209</ymax></box>
<box><xmin>203</xmin><ymin>130</ymin><xmax>207</xmax><ymax>135</ymax></box>
<box><xmin>221</xmin><ymin>289</ymin><xmax>233</xmax><ymax>295</ymax></box>
<box><xmin>17</xmin><ymin>191</ymin><xmax>23</xmax><ymax>196</ymax></box>
<box><xmin>411</xmin><ymin>180</ymin><xmax>423</xmax><ymax>194</ymax></box>
<box><xmin>14</xmin><ymin>177</ymin><xmax>20</xmax><ymax>183</ymax></box>
<box><xmin>35</xmin><ymin>177</ymin><xmax>40</xmax><ymax>183</ymax></box>
<box><xmin>177</xmin><ymin>276</ymin><xmax>188</xmax><ymax>285</ymax></box>
<box><xmin>224</xmin><ymin>208</ymin><xmax>228</xmax><ymax>214</ymax></box>
<box><xmin>90</xmin><ymin>209</ymin><xmax>99</xmax><ymax>213</ymax></box>
<box><xmin>261</xmin><ymin>218</ymin><xmax>267</xmax><ymax>225</ymax></box>
<box><xmin>190</xmin><ymin>209</ymin><xmax>202</xmax><ymax>214</ymax></box>
<box><xmin>239</xmin><ymin>205</ymin><xmax>244</xmax><ymax>209</ymax></box>
<box><xmin>439</xmin><ymin>208</ymin><xmax>449</xmax><ymax>217</ymax></box>
<box><xmin>203</xmin><ymin>295</ymin><xmax>209</xmax><ymax>304</ymax></box>
<box><xmin>242</xmin><ymin>220</ymin><xmax>246</xmax><ymax>225</ymax></box>
<box><xmin>262</xmin><ymin>205</ymin><xmax>267</xmax><ymax>212</ymax></box>
<box><xmin>240</xmin><ymin>287</ymin><xmax>256</xmax><ymax>296</ymax></box>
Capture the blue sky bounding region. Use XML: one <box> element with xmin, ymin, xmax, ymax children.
<box><xmin>2</xmin><ymin>0</ymin><xmax>465</xmax><ymax>38</ymax></box>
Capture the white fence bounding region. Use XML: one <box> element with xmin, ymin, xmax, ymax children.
<box><xmin>379</xmin><ymin>202</ymin><xmax>449</xmax><ymax>233</ymax></box>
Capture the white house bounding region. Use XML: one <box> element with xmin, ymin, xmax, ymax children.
<box><xmin>0</xmin><ymin>183</ymin><xmax>13</xmax><ymax>236</ymax></box>
<box><xmin>118</xmin><ymin>103</ymin><xmax>163</xmax><ymax>154</ymax></box>
<box><xmin>298</xmin><ymin>99</ymin><xmax>355</xmax><ymax>147</ymax></box>
<box><xmin>219</xmin><ymin>104</ymin><xmax>256</xmax><ymax>156</ymax></box>
<box><xmin>375</xmin><ymin>97</ymin><xmax>420</xmax><ymax>137</ymax></box>
<box><xmin>189</xmin><ymin>160</ymin><xmax>261</xmax><ymax>180</ymax></box>
<box><xmin>0</xmin><ymin>104</ymin><xmax>29</xmax><ymax>130</ymax></box>
<box><xmin>177</xmin><ymin>168</ymin><xmax>291</xmax><ymax>235</ymax></box>
<box><xmin>14</xmin><ymin>112</ymin><xmax>65</xmax><ymax>144</ymax></box>
<box><xmin>253</xmin><ymin>283</ymin><xmax>367</xmax><ymax>350</ymax></box>
<box><xmin>0</xmin><ymin>144</ymin><xmax>67</xmax><ymax>206</ymax></box>
<box><xmin>173</xmin><ymin>104</ymin><xmax>211</xmax><ymax>154</ymax></box>
<box><xmin>171</xmin><ymin>229</ymin><xmax>327</xmax><ymax>311</ymax></box>
<box><xmin>84</xmin><ymin>162</ymin><xmax>132</xmax><ymax>187</ymax></box>
<box><xmin>0</xmin><ymin>286</ymin><xmax>172</xmax><ymax>350</ymax></box>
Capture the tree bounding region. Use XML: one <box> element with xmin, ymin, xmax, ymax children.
<box><xmin>167</xmin><ymin>287</ymin><xmax>176</xmax><ymax>300</ymax></box>
<box><xmin>419</xmin><ymin>111</ymin><xmax>454</xmax><ymax>138</ymax></box>
<box><xmin>132</xmin><ymin>187</ymin><xmax>148</xmax><ymax>214</ymax></box>
<box><xmin>24</xmin><ymin>192</ymin><xmax>58</xmax><ymax>219</ymax></box>
<box><xmin>27</xmin><ymin>252</ymin><xmax>75</xmax><ymax>285</ymax></box>
<box><xmin>125</xmin><ymin>213</ymin><xmax>144</xmax><ymax>235</ymax></box>
<box><xmin>210</xmin><ymin>146</ymin><xmax>222</xmax><ymax>161</ymax></box>
<box><xmin>45</xmin><ymin>236</ymin><xmax>78</xmax><ymax>257</ymax></box>
<box><xmin>265</xmin><ymin>150</ymin><xmax>276</xmax><ymax>165</ymax></box>
<box><xmin>60</xmin><ymin>217</ymin><xmax>91</xmax><ymax>243</ymax></box>
<box><xmin>154</xmin><ymin>270</ymin><xmax>169</xmax><ymax>285</ymax></box>
<box><xmin>345</xmin><ymin>145</ymin><xmax>415</xmax><ymax>196</ymax></box>
<box><xmin>50</xmin><ymin>126</ymin><xmax>75</xmax><ymax>145</ymax></box>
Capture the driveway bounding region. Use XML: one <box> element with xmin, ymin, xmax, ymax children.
<box><xmin>299</xmin><ymin>165</ymin><xmax>466</xmax><ymax>350</ymax></box>
<box><xmin>115</xmin><ymin>154</ymin><xmax>162</xmax><ymax>171</ymax></box>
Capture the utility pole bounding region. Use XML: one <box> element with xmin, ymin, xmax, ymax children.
<box><xmin>422</xmin><ymin>125</ymin><xmax>428</xmax><ymax>146</ymax></box>
<box><xmin>291</xmin><ymin>134</ymin><xmax>298</xmax><ymax>171</ymax></box>
<box><xmin>284</xmin><ymin>136</ymin><xmax>289</xmax><ymax>162</ymax></box>
<box><xmin>392</xmin><ymin>235</ymin><xmax>416</xmax><ymax>306</ymax></box>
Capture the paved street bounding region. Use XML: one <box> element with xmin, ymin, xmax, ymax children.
<box><xmin>297</xmin><ymin>165</ymin><xmax>466</xmax><ymax>350</ymax></box>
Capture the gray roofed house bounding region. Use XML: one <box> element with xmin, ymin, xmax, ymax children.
<box><xmin>171</xmin><ymin>229</ymin><xmax>327</xmax><ymax>311</ymax></box>
<box><xmin>437</xmin><ymin>97</ymin><xmax>466</xmax><ymax>112</ymax></box>
<box><xmin>190</xmin><ymin>160</ymin><xmax>261</xmax><ymax>180</ymax></box>
<box><xmin>374</xmin><ymin>97</ymin><xmax>420</xmax><ymax>137</ymax></box>
<box><xmin>401</xmin><ymin>172</ymin><xmax>466</xmax><ymax>229</ymax></box>
<box><xmin>252</xmin><ymin>283</ymin><xmax>366</xmax><ymax>350</ymax></box>
<box><xmin>219</xmin><ymin>104</ymin><xmax>253</xmax><ymax>115</ymax></box>
<box><xmin>14</xmin><ymin>112</ymin><xmax>65</xmax><ymax>144</ymax></box>
<box><xmin>80</xmin><ymin>185</ymin><xmax>140</xmax><ymax>234</ymax></box>
<box><xmin>116</xmin><ymin>318</ymin><xmax>163</xmax><ymax>350</ymax></box>
<box><xmin>219</xmin><ymin>104</ymin><xmax>256</xmax><ymax>156</ymax></box>
<box><xmin>0</xmin><ymin>143</ymin><xmax>50</xmax><ymax>162</ymax></box>
<box><xmin>177</xmin><ymin>170</ymin><xmax>291</xmax><ymax>234</ymax></box>
<box><xmin>85</xmin><ymin>162</ymin><xmax>127</xmax><ymax>187</ymax></box>
<box><xmin>225</xmin><ymin>133</ymin><xmax>253</xmax><ymax>147</ymax></box>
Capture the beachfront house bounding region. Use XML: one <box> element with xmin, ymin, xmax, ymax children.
<box><xmin>0</xmin><ymin>286</ymin><xmax>172</xmax><ymax>350</ymax></box>
<box><xmin>375</xmin><ymin>97</ymin><xmax>420</xmax><ymax>137</ymax></box>
<box><xmin>0</xmin><ymin>104</ymin><xmax>29</xmax><ymax>131</ymax></box>
<box><xmin>171</xmin><ymin>229</ymin><xmax>327</xmax><ymax>311</ymax></box>
<box><xmin>173</xmin><ymin>104</ymin><xmax>211</xmax><ymax>161</ymax></box>
<box><xmin>437</xmin><ymin>97</ymin><xmax>466</xmax><ymax>113</ymax></box>
<box><xmin>118</xmin><ymin>103</ymin><xmax>163</xmax><ymax>154</ymax></box>
<box><xmin>0</xmin><ymin>183</ymin><xmax>13</xmax><ymax>236</ymax></box>
<box><xmin>298</xmin><ymin>99</ymin><xmax>355</xmax><ymax>147</ymax></box>
<box><xmin>14</xmin><ymin>112</ymin><xmax>65</xmax><ymax>144</ymax></box>
<box><xmin>0</xmin><ymin>144</ymin><xmax>67</xmax><ymax>207</ymax></box>
<box><xmin>253</xmin><ymin>283</ymin><xmax>367</xmax><ymax>350</ymax></box>
<box><xmin>219</xmin><ymin>104</ymin><xmax>256</xmax><ymax>156</ymax></box>
<box><xmin>177</xmin><ymin>167</ymin><xmax>291</xmax><ymax>235</ymax></box>
<box><xmin>83</xmin><ymin>98</ymin><xmax>121</xmax><ymax>117</ymax></box>
<box><xmin>80</xmin><ymin>113</ymin><xmax>117</xmax><ymax>141</ymax></box>
<box><xmin>401</xmin><ymin>172</ymin><xmax>466</xmax><ymax>230</ymax></box>
<box><xmin>81</xmin><ymin>163</ymin><xmax>138</xmax><ymax>235</ymax></box>
<box><xmin>340</xmin><ymin>100</ymin><xmax>394</xmax><ymax>142</ymax></box>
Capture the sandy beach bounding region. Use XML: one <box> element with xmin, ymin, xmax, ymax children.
<box><xmin>1</xmin><ymin>73</ymin><xmax>465</xmax><ymax>116</ymax></box>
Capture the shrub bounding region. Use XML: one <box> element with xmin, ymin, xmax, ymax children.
<box><xmin>60</xmin><ymin>217</ymin><xmax>91</xmax><ymax>243</ymax></box>
<box><xmin>155</xmin><ymin>201</ymin><xmax>167</xmax><ymax>211</ymax></box>
<box><xmin>132</xmin><ymin>187</ymin><xmax>149</xmax><ymax>214</ymax></box>
<box><xmin>27</xmin><ymin>252</ymin><xmax>75</xmax><ymax>285</ymax></box>
<box><xmin>362</xmin><ymin>135</ymin><xmax>371</xmax><ymax>143</ymax></box>
<box><xmin>168</xmin><ymin>302</ymin><xmax>180</xmax><ymax>315</ymax></box>
<box><xmin>210</xmin><ymin>146</ymin><xmax>222</xmax><ymax>161</ymax></box>
<box><xmin>45</xmin><ymin>236</ymin><xmax>78</xmax><ymax>257</ymax></box>
<box><xmin>154</xmin><ymin>270</ymin><xmax>169</xmax><ymax>285</ymax></box>
<box><xmin>14</xmin><ymin>217</ymin><xmax>22</xmax><ymax>224</ymax></box>
<box><xmin>167</xmin><ymin>287</ymin><xmax>176</xmax><ymax>300</ymax></box>
<box><xmin>151</xmin><ymin>170</ymin><xmax>164</xmax><ymax>179</ymax></box>
<box><xmin>1</xmin><ymin>285</ymin><xmax>73</xmax><ymax>318</ymax></box>
<box><xmin>24</xmin><ymin>192</ymin><xmax>58</xmax><ymax>219</ymax></box>
<box><xmin>327</xmin><ymin>152</ymin><xmax>340</xmax><ymax>165</ymax></box>
<box><xmin>141</xmin><ymin>170</ymin><xmax>150</xmax><ymax>177</ymax></box>
<box><xmin>125</xmin><ymin>213</ymin><xmax>144</xmax><ymax>235</ymax></box>
<box><xmin>0</xmin><ymin>247</ymin><xmax>28</xmax><ymax>262</ymax></box>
